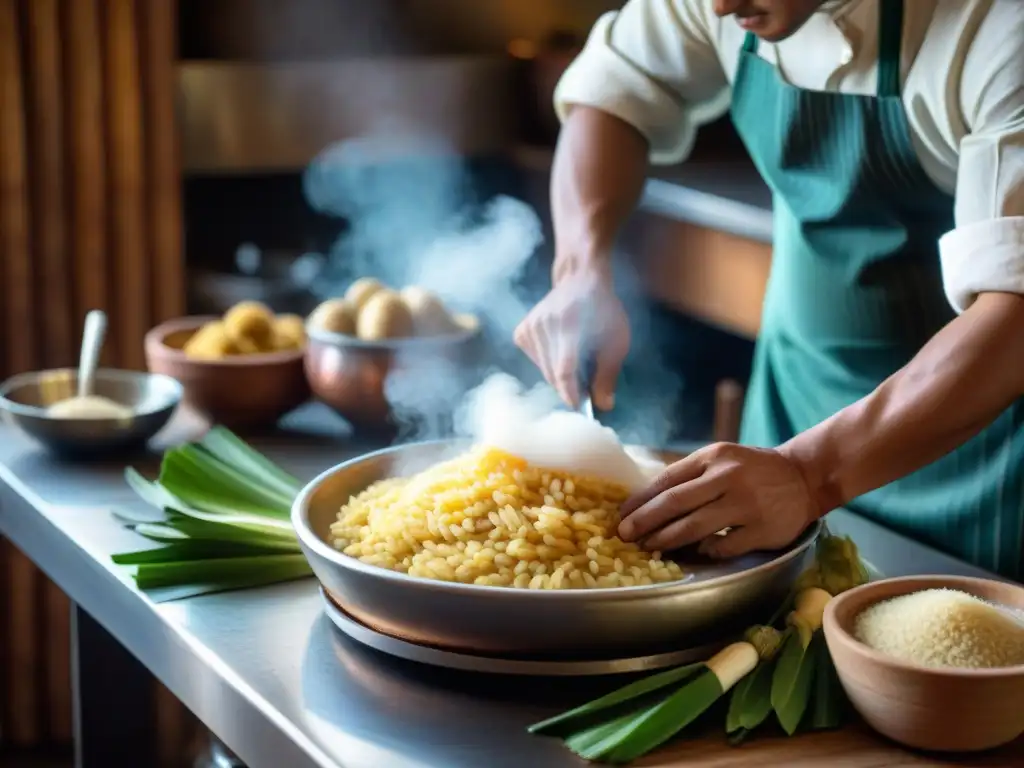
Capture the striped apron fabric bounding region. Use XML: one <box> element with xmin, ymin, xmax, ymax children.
<box><xmin>730</xmin><ymin>0</ymin><xmax>1024</xmax><ymax>579</ymax></box>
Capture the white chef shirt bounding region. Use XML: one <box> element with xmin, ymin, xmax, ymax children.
<box><xmin>554</xmin><ymin>0</ymin><xmax>1024</xmax><ymax>313</ymax></box>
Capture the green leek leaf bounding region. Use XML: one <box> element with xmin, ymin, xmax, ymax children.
<box><xmin>132</xmin><ymin>554</ymin><xmax>311</xmax><ymax>590</ymax></box>
<box><xmin>810</xmin><ymin>633</ymin><xmax>844</xmax><ymax>730</ymax></box>
<box><xmin>726</xmin><ymin>659</ymin><xmax>774</xmax><ymax>733</ymax></box>
<box><xmin>772</xmin><ymin>631</ymin><xmax>818</xmax><ymax>735</ymax></box>
<box><xmin>199</xmin><ymin>427</ymin><xmax>302</xmax><ymax>497</ymax></box>
<box><xmin>112</xmin><ymin>541</ymin><xmax>289</xmax><ymax>564</ymax></box>
<box><xmin>597</xmin><ymin>668</ymin><xmax>723</xmax><ymax>763</ymax></box>
<box><xmin>124</xmin><ymin>471</ymin><xmax>293</xmax><ymax>535</ymax></box>
<box><xmin>563</xmin><ymin>710</ymin><xmax>649</xmax><ymax>758</ymax></box>
<box><xmin>528</xmin><ymin>662</ymin><xmax>702</xmax><ymax>735</ymax></box>
<box><xmin>160</xmin><ymin>446</ymin><xmax>291</xmax><ymax>517</ymax></box>
<box><xmin>132</xmin><ymin>517</ymin><xmax>300</xmax><ymax>551</ymax></box>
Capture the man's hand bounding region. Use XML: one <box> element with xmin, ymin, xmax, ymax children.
<box><xmin>514</xmin><ymin>265</ymin><xmax>630</xmax><ymax>409</ymax></box>
<box><xmin>617</xmin><ymin>442</ymin><xmax>819</xmax><ymax>558</ymax></box>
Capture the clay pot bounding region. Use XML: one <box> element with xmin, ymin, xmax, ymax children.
<box><xmin>145</xmin><ymin>316</ymin><xmax>309</xmax><ymax>430</ymax></box>
<box><xmin>823</xmin><ymin>575</ymin><xmax>1024</xmax><ymax>753</ymax></box>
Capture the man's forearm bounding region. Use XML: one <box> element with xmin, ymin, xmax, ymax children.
<box><xmin>780</xmin><ymin>291</ymin><xmax>1024</xmax><ymax>516</ymax></box>
<box><xmin>551</xmin><ymin>106</ymin><xmax>649</xmax><ymax>283</ymax></box>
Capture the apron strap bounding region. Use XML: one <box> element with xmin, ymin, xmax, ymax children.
<box><xmin>876</xmin><ymin>0</ymin><xmax>904</xmax><ymax>97</ymax></box>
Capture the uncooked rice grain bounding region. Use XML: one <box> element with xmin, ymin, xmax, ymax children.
<box><xmin>329</xmin><ymin>446</ymin><xmax>685</xmax><ymax>589</ymax></box>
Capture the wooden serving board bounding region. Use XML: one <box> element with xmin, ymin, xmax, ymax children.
<box><xmin>643</xmin><ymin>722</ymin><xmax>1023</xmax><ymax>767</ymax></box>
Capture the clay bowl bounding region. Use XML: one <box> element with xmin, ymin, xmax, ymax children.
<box><xmin>304</xmin><ymin>316</ymin><xmax>481</xmax><ymax>431</ymax></box>
<box><xmin>145</xmin><ymin>316</ymin><xmax>310</xmax><ymax>430</ymax></box>
<box><xmin>823</xmin><ymin>575</ymin><xmax>1024</xmax><ymax>753</ymax></box>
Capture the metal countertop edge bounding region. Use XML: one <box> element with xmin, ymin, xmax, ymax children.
<box><xmin>0</xmin><ymin>463</ymin><xmax>340</xmax><ymax>768</ymax></box>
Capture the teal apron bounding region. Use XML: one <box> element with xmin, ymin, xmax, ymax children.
<box><xmin>730</xmin><ymin>0</ymin><xmax>1024</xmax><ymax>579</ymax></box>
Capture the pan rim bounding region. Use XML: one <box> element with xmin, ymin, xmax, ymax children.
<box><xmin>292</xmin><ymin>439</ymin><xmax>821</xmax><ymax>599</ymax></box>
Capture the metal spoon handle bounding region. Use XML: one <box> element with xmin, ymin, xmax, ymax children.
<box><xmin>577</xmin><ymin>348</ymin><xmax>599</xmax><ymax>421</ymax></box>
<box><xmin>77</xmin><ymin>310</ymin><xmax>108</xmax><ymax>398</ymax></box>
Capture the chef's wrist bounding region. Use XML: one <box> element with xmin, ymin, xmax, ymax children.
<box><xmin>776</xmin><ymin>435</ymin><xmax>844</xmax><ymax>521</ymax></box>
<box><xmin>552</xmin><ymin>249</ymin><xmax>614</xmax><ymax>286</ymax></box>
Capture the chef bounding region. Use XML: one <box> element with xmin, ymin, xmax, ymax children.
<box><xmin>514</xmin><ymin>0</ymin><xmax>1024</xmax><ymax>579</ymax></box>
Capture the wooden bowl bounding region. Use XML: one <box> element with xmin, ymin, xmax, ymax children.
<box><xmin>304</xmin><ymin>316</ymin><xmax>481</xmax><ymax>431</ymax></box>
<box><xmin>823</xmin><ymin>575</ymin><xmax>1024</xmax><ymax>752</ymax></box>
<box><xmin>145</xmin><ymin>316</ymin><xmax>310</xmax><ymax>430</ymax></box>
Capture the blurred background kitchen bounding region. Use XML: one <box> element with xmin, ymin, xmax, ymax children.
<box><xmin>0</xmin><ymin>0</ymin><xmax>770</xmax><ymax>765</ymax></box>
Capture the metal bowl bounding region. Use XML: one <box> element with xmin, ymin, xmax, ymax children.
<box><xmin>0</xmin><ymin>368</ymin><xmax>182</xmax><ymax>458</ymax></box>
<box><xmin>293</xmin><ymin>440</ymin><xmax>821</xmax><ymax>658</ymax></box>
<box><xmin>304</xmin><ymin>318</ymin><xmax>482</xmax><ymax>431</ymax></box>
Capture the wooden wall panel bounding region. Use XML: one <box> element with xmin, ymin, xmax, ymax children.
<box><xmin>0</xmin><ymin>0</ymin><xmax>194</xmax><ymax>760</ymax></box>
<box><xmin>627</xmin><ymin>214</ymin><xmax>772</xmax><ymax>340</ymax></box>
<box><xmin>65</xmin><ymin>0</ymin><xmax>112</xmax><ymax>354</ymax></box>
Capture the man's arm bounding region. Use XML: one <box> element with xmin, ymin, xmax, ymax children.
<box><xmin>781</xmin><ymin>2</ymin><xmax>1024</xmax><ymax>515</ymax></box>
<box><xmin>550</xmin><ymin>108</ymin><xmax>649</xmax><ymax>281</ymax></box>
<box><xmin>550</xmin><ymin>1</ymin><xmax>730</xmax><ymax>277</ymax></box>
<box><xmin>781</xmin><ymin>292</ymin><xmax>1024</xmax><ymax>515</ymax></box>
<box><xmin>515</xmin><ymin>1</ymin><xmax>730</xmax><ymax>406</ymax></box>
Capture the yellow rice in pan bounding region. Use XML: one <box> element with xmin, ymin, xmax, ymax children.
<box><xmin>330</xmin><ymin>446</ymin><xmax>686</xmax><ymax>590</ymax></box>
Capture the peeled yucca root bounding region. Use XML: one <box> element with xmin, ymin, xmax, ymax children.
<box><xmin>528</xmin><ymin>528</ymin><xmax>870</xmax><ymax>763</ymax></box>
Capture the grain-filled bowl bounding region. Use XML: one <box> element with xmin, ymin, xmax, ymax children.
<box><xmin>292</xmin><ymin>440</ymin><xmax>820</xmax><ymax>658</ymax></box>
<box><xmin>145</xmin><ymin>316</ymin><xmax>310</xmax><ymax>430</ymax></box>
<box><xmin>0</xmin><ymin>368</ymin><xmax>181</xmax><ymax>457</ymax></box>
<box><xmin>823</xmin><ymin>575</ymin><xmax>1024</xmax><ymax>752</ymax></box>
<box><xmin>304</xmin><ymin>316</ymin><xmax>481</xmax><ymax>431</ymax></box>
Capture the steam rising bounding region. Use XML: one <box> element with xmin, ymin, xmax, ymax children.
<box><xmin>304</xmin><ymin>137</ymin><xmax>540</xmax><ymax>341</ymax></box>
<box><xmin>304</xmin><ymin>136</ymin><xmax>684</xmax><ymax>446</ymax></box>
<box><xmin>457</xmin><ymin>373</ymin><xmax>666</xmax><ymax>492</ymax></box>
<box><xmin>304</xmin><ymin>136</ymin><xmax>543</xmax><ymax>438</ymax></box>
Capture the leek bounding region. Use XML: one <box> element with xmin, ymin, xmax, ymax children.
<box><xmin>527</xmin><ymin>662</ymin><xmax>702</xmax><ymax>735</ymax></box>
<box><xmin>527</xmin><ymin>527</ymin><xmax>872</xmax><ymax>762</ymax></box>
<box><xmin>725</xmin><ymin>659</ymin><xmax>774</xmax><ymax>734</ymax></box>
<box><xmin>111</xmin><ymin>428</ymin><xmax>313</xmax><ymax>601</ymax></box>
<box><xmin>770</xmin><ymin>631</ymin><xmax>816</xmax><ymax>735</ymax></box>
<box><xmin>809</xmin><ymin>633</ymin><xmax>844</xmax><ymax>731</ymax></box>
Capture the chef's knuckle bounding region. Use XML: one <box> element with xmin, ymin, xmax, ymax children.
<box><xmin>554</xmin><ymin>367</ymin><xmax>575</xmax><ymax>387</ymax></box>
<box><xmin>701</xmin><ymin>442</ymin><xmax>731</xmax><ymax>463</ymax></box>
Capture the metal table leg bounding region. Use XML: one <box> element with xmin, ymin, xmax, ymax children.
<box><xmin>71</xmin><ymin>603</ymin><xmax>158</xmax><ymax>768</ymax></box>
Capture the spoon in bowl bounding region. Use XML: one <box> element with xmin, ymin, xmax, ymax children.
<box><xmin>47</xmin><ymin>310</ymin><xmax>132</xmax><ymax>420</ymax></box>
<box><xmin>77</xmin><ymin>309</ymin><xmax>107</xmax><ymax>399</ymax></box>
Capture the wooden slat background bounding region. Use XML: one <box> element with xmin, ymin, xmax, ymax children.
<box><xmin>0</xmin><ymin>0</ymin><xmax>198</xmax><ymax>763</ymax></box>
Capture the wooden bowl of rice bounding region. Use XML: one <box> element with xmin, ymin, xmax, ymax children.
<box><xmin>292</xmin><ymin>439</ymin><xmax>821</xmax><ymax>658</ymax></box>
<box><xmin>823</xmin><ymin>575</ymin><xmax>1024</xmax><ymax>753</ymax></box>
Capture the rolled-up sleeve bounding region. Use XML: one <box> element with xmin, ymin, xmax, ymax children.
<box><xmin>938</xmin><ymin>5</ymin><xmax>1024</xmax><ymax>312</ymax></box>
<box><xmin>553</xmin><ymin>1</ymin><xmax>730</xmax><ymax>165</ymax></box>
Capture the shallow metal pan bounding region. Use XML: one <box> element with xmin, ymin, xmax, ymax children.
<box><xmin>292</xmin><ymin>440</ymin><xmax>819</xmax><ymax>657</ymax></box>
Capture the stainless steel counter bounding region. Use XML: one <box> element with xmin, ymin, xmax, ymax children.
<box><xmin>0</xmin><ymin>405</ymin><xmax>997</xmax><ymax>768</ymax></box>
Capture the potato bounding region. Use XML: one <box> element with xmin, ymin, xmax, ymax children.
<box><xmin>308</xmin><ymin>299</ymin><xmax>357</xmax><ymax>336</ymax></box>
<box><xmin>344</xmin><ymin>277</ymin><xmax>386</xmax><ymax>312</ymax></box>
<box><xmin>183</xmin><ymin>321</ymin><xmax>238</xmax><ymax>360</ymax></box>
<box><xmin>399</xmin><ymin>286</ymin><xmax>460</xmax><ymax>337</ymax></box>
<box><xmin>223</xmin><ymin>300</ymin><xmax>275</xmax><ymax>350</ymax></box>
<box><xmin>273</xmin><ymin>313</ymin><xmax>307</xmax><ymax>350</ymax></box>
<box><xmin>356</xmin><ymin>289</ymin><xmax>414</xmax><ymax>340</ymax></box>
<box><xmin>453</xmin><ymin>312</ymin><xmax>480</xmax><ymax>333</ymax></box>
